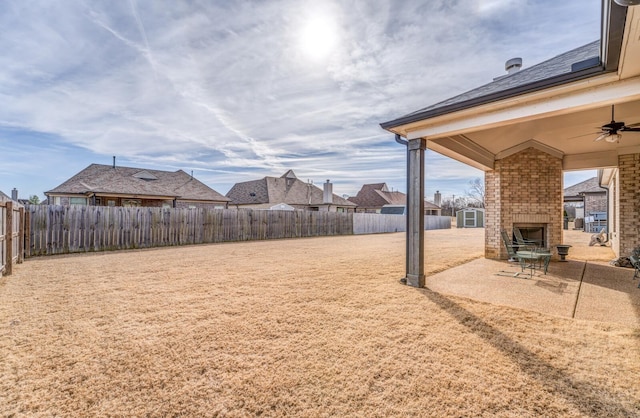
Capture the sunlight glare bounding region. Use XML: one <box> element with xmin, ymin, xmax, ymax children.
<box><xmin>299</xmin><ymin>15</ymin><xmax>338</xmax><ymax>61</ymax></box>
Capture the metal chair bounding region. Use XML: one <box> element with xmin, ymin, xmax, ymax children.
<box><xmin>500</xmin><ymin>229</ymin><xmax>519</xmax><ymax>262</ymax></box>
<box><xmin>514</xmin><ymin>227</ymin><xmax>549</xmax><ymax>252</ymax></box>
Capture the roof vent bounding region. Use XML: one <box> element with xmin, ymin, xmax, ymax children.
<box><xmin>505</xmin><ymin>57</ymin><xmax>522</xmax><ymax>74</ymax></box>
<box><xmin>133</xmin><ymin>170</ymin><xmax>158</xmax><ymax>181</ymax></box>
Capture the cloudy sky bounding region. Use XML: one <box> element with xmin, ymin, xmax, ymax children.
<box><xmin>1</xmin><ymin>0</ymin><xmax>601</xmax><ymax>202</ymax></box>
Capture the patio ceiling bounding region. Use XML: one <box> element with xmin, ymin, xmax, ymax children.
<box><xmin>383</xmin><ymin>2</ymin><xmax>640</xmax><ymax>172</ymax></box>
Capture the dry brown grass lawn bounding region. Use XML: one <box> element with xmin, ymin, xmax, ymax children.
<box><xmin>1</xmin><ymin>228</ymin><xmax>638</xmax><ymax>417</ymax></box>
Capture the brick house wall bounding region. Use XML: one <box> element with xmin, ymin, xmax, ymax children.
<box><xmin>584</xmin><ymin>193</ymin><xmax>607</xmax><ymax>215</ymax></box>
<box><xmin>618</xmin><ymin>153</ymin><xmax>640</xmax><ymax>256</ymax></box>
<box><xmin>485</xmin><ymin>147</ymin><xmax>563</xmax><ymax>260</ymax></box>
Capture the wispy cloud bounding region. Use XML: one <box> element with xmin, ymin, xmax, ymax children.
<box><xmin>0</xmin><ymin>0</ymin><xmax>600</xmax><ymax>199</ymax></box>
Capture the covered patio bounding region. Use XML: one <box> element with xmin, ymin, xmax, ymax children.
<box><xmin>426</xmin><ymin>229</ymin><xmax>640</xmax><ymax>328</ymax></box>
<box><xmin>382</xmin><ymin>0</ymin><xmax>640</xmax><ymax>287</ymax></box>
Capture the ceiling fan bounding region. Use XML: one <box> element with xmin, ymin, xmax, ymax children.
<box><xmin>594</xmin><ymin>105</ymin><xmax>640</xmax><ymax>143</ymax></box>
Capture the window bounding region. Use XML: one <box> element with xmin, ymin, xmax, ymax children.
<box><xmin>122</xmin><ymin>199</ymin><xmax>141</xmax><ymax>207</ymax></box>
<box><xmin>69</xmin><ymin>197</ymin><xmax>88</xmax><ymax>205</ymax></box>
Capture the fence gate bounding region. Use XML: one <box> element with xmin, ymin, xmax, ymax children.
<box><xmin>0</xmin><ymin>201</ymin><xmax>24</xmax><ymax>277</ymax></box>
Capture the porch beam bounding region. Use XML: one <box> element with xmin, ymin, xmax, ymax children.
<box><xmin>428</xmin><ymin>135</ymin><xmax>494</xmax><ymax>171</ymax></box>
<box><xmin>406</xmin><ymin>138</ymin><xmax>426</xmax><ymax>287</ymax></box>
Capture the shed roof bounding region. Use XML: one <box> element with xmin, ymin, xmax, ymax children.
<box><xmin>46</xmin><ymin>163</ymin><xmax>230</xmax><ymax>202</ymax></box>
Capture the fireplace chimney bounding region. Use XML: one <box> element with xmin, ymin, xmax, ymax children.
<box><xmin>434</xmin><ymin>190</ymin><xmax>442</xmax><ymax>207</ymax></box>
<box><xmin>11</xmin><ymin>188</ymin><xmax>18</xmax><ymax>201</ymax></box>
<box><xmin>323</xmin><ymin>180</ymin><xmax>333</xmax><ymax>204</ymax></box>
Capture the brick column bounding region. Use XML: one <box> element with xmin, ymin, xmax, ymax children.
<box><xmin>618</xmin><ymin>153</ymin><xmax>640</xmax><ymax>256</ymax></box>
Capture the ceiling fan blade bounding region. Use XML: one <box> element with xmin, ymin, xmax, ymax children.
<box><xmin>624</xmin><ymin>122</ymin><xmax>640</xmax><ymax>128</ymax></box>
<box><xmin>568</xmin><ymin>132</ymin><xmax>599</xmax><ymax>139</ymax></box>
<box><xmin>594</xmin><ymin>132</ymin><xmax>609</xmax><ymax>142</ymax></box>
<box><xmin>622</xmin><ymin>127</ymin><xmax>640</xmax><ymax>132</ymax></box>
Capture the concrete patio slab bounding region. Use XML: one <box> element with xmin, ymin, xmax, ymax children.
<box><xmin>575</xmin><ymin>262</ymin><xmax>640</xmax><ymax>327</ymax></box>
<box><xmin>426</xmin><ymin>258</ymin><xmax>640</xmax><ymax>328</ymax></box>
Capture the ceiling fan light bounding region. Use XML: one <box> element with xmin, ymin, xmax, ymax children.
<box><xmin>606</xmin><ymin>133</ymin><xmax>622</xmax><ymax>143</ymax></box>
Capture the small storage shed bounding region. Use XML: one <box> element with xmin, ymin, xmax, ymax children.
<box><xmin>456</xmin><ymin>208</ymin><xmax>484</xmax><ymax>228</ymax></box>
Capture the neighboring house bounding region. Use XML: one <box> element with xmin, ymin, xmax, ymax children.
<box><xmin>563</xmin><ymin>177</ymin><xmax>606</xmax><ymax>220</ymax></box>
<box><xmin>46</xmin><ymin>163</ymin><xmax>230</xmax><ymax>208</ymax></box>
<box><xmin>226</xmin><ymin>170</ymin><xmax>356</xmax><ymax>212</ymax></box>
<box><xmin>348</xmin><ymin>183</ymin><xmax>442</xmax><ymax>215</ymax></box>
<box><xmin>0</xmin><ymin>190</ymin><xmax>12</xmax><ymax>203</ymax></box>
<box><xmin>380</xmin><ymin>1</ymin><xmax>640</xmax><ymax>286</ymax></box>
<box><xmin>1</xmin><ymin>189</ymin><xmax>28</xmax><ymax>205</ymax></box>
<box><xmin>348</xmin><ymin>183</ymin><xmax>405</xmax><ymax>213</ymax></box>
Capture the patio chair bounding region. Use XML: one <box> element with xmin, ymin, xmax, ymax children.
<box><xmin>500</xmin><ymin>229</ymin><xmax>519</xmax><ymax>262</ymax></box>
<box><xmin>630</xmin><ymin>255</ymin><xmax>640</xmax><ymax>288</ymax></box>
<box><xmin>513</xmin><ymin>227</ymin><xmax>549</xmax><ymax>252</ymax></box>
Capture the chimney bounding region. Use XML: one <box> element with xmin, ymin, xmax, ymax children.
<box><xmin>11</xmin><ymin>188</ymin><xmax>18</xmax><ymax>201</ymax></box>
<box><xmin>434</xmin><ymin>190</ymin><xmax>441</xmax><ymax>207</ymax></box>
<box><xmin>323</xmin><ymin>179</ymin><xmax>333</xmax><ymax>204</ymax></box>
<box><xmin>505</xmin><ymin>57</ymin><xmax>522</xmax><ymax>74</ymax></box>
<box><xmin>113</xmin><ymin>156</ymin><xmax>116</xmax><ymax>168</ymax></box>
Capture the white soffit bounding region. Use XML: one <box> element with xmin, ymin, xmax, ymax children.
<box><xmin>599</xmin><ymin>167</ymin><xmax>617</xmax><ymax>185</ymax></box>
<box><xmin>563</xmin><ymin>150</ymin><xmax>618</xmax><ymax>171</ymax></box>
<box><xmin>427</xmin><ymin>135</ymin><xmax>495</xmax><ymax>171</ymax></box>
<box><xmin>406</xmin><ymin>74</ymin><xmax>640</xmax><ymax>140</ymax></box>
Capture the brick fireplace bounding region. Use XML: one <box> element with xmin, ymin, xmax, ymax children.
<box><xmin>513</xmin><ymin>223</ymin><xmax>547</xmax><ymax>249</ymax></box>
<box><xmin>485</xmin><ymin>147</ymin><xmax>563</xmax><ymax>260</ymax></box>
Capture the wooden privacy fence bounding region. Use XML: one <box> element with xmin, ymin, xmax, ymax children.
<box><xmin>26</xmin><ymin>205</ymin><xmax>354</xmax><ymax>256</ymax></box>
<box><xmin>0</xmin><ymin>201</ymin><xmax>25</xmax><ymax>276</ymax></box>
<box><xmin>353</xmin><ymin>213</ymin><xmax>451</xmax><ymax>234</ymax></box>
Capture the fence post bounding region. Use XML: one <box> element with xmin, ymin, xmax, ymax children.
<box><xmin>17</xmin><ymin>207</ymin><xmax>24</xmax><ymax>263</ymax></box>
<box><xmin>24</xmin><ymin>209</ymin><xmax>31</xmax><ymax>259</ymax></box>
<box><xmin>5</xmin><ymin>201</ymin><xmax>12</xmax><ymax>276</ymax></box>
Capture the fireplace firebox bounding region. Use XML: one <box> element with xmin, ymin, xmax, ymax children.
<box><xmin>513</xmin><ymin>223</ymin><xmax>547</xmax><ymax>248</ymax></box>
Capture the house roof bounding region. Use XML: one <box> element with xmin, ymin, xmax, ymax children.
<box><xmin>226</xmin><ymin>170</ymin><xmax>356</xmax><ymax>207</ymax></box>
<box><xmin>382</xmin><ymin>41</ymin><xmax>601</xmax><ymax>129</ymax></box>
<box><xmin>378</xmin><ymin>2</ymin><xmax>639</xmax><ymax>174</ymax></box>
<box><xmin>424</xmin><ymin>201</ymin><xmax>441</xmax><ymax>210</ymax></box>
<box><xmin>46</xmin><ymin>164</ymin><xmax>230</xmax><ymax>202</ymax></box>
<box><xmin>348</xmin><ymin>183</ymin><xmax>404</xmax><ymax>207</ymax></box>
<box><xmin>564</xmin><ymin>177</ymin><xmax>604</xmax><ymax>197</ymax></box>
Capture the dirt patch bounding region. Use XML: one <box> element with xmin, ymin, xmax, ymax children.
<box><xmin>1</xmin><ymin>229</ymin><xmax>638</xmax><ymax>416</ymax></box>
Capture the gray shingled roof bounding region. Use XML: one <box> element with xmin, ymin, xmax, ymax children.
<box><xmin>226</xmin><ymin>171</ymin><xmax>355</xmax><ymax>207</ymax></box>
<box><xmin>47</xmin><ymin>164</ymin><xmax>230</xmax><ymax>202</ymax></box>
<box><xmin>348</xmin><ymin>183</ymin><xmax>405</xmax><ymax>207</ymax></box>
<box><xmin>564</xmin><ymin>177</ymin><xmax>604</xmax><ymax>197</ymax></box>
<box><xmin>383</xmin><ymin>41</ymin><xmax>600</xmax><ymax>126</ymax></box>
